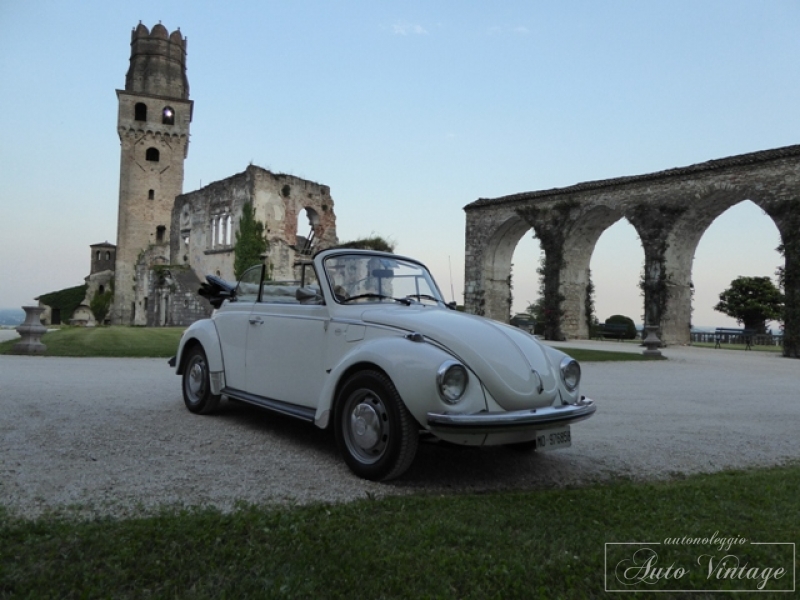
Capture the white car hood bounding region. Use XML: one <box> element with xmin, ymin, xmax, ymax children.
<box><xmin>360</xmin><ymin>306</ymin><xmax>559</xmax><ymax>410</ymax></box>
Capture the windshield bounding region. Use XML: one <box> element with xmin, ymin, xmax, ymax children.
<box><xmin>323</xmin><ymin>253</ymin><xmax>445</xmax><ymax>305</ymax></box>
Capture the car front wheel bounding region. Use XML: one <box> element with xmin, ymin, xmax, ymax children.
<box><xmin>334</xmin><ymin>370</ymin><xmax>419</xmax><ymax>481</ymax></box>
<box><xmin>182</xmin><ymin>346</ymin><xmax>221</xmax><ymax>415</ymax></box>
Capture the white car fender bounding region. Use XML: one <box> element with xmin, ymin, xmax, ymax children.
<box><xmin>314</xmin><ymin>335</ymin><xmax>488</xmax><ymax>430</ymax></box>
<box><xmin>175</xmin><ymin>318</ymin><xmax>224</xmax><ymax>375</ymax></box>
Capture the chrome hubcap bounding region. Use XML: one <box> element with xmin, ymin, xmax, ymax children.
<box><xmin>186</xmin><ymin>358</ymin><xmax>206</xmax><ymax>402</ymax></box>
<box><xmin>344</xmin><ymin>391</ymin><xmax>388</xmax><ymax>463</ymax></box>
<box><xmin>351</xmin><ymin>402</ymin><xmax>381</xmax><ymax>450</ymax></box>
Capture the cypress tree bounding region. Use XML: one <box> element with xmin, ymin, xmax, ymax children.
<box><xmin>233</xmin><ymin>201</ymin><xmax>268</xmax><ymax>280</ymax></box>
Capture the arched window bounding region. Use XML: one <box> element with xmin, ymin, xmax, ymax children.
<box><xmin>135</xmin><ymin>103</ymin><xmax>147</xmax><ymax>121</ymax></box>
<box><xmin>162</xmin><ymin>106</ymin><xmax>175</xmax><ymax>125</ymax></box>
<box><xmin>226</xmin><ymin>215</ymin><xmax>232</xmax><ymax>245</ymax></box>
<box><xmin>105</xmin><ymin>251</ymin><xmax>111</xmax><ymax>260</ymax></box>
<box><xmin>98</xmin><ymin>285</ymin><xmax>105</xmax><ymax>295</ymax></box>
<box><xmin>296</xmin><ymin>207</ymin><xmax>321</xmax><ymax>255</ymax></box>
<box><xmin>148</xmin><ymin>189</ymin><xmax>155</xmax><ymax>200</ymax></box>
<box><xmin>146</xmin><ymin>148</ymin><xmax>160</xmax><ymax>162</ymax></box>
<box><xmin>96</xmin><ymin>250</ymin><xmax>101</xmax><ymax>261</ymax></box>
<box><xmin>156</xmin><ymin>225</ymin><xmax>166</xmax><ymax>243</ymax></box>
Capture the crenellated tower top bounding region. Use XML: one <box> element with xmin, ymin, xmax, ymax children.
<box><xmin>125</xmin><ymin>22</ymin><xmax>189</xmax><ymax>99</ymax></box>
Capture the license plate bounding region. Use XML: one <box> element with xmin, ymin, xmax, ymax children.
<box><xmin>535</xmin><ymin>426</ymin><xmax>571</xmax><ymax>451</ymax></box>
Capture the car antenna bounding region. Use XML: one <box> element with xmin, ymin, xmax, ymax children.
<box><xmin>448</xmin><ymin>255</ymin><xmax>455</xmax><ymax>303</ymax></box>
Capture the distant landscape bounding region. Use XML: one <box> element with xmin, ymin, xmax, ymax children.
<box><xmin>0</xmin><ymin>308</ymin><xmax>25</xmax><ymax>327</ymax></box>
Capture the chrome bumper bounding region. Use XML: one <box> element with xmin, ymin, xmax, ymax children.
<box><xmin>427</xmin><ymin>397</ymin><xmax>596</xmax><ymax>433</ymax></box>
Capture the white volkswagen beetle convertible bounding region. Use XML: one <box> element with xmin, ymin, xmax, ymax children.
<box><xmin>171</xmin><ymin>249</ymin><xmax>595</xmax><ymax>481</ymax></box>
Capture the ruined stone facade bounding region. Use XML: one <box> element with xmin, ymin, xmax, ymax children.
<box><xmin>171</xmin><ymin>165</ymin><xmax>337</xmax><ymax>283</ymax></box>
<box><xmin>108</xmin><ymin>24</ymin><xmax>338</xmax><ymax>327</ymax></box>
<box><xmin>464</xmin><ymin>145</ymin><xmax>800</xmax><ymax>357</ymax></box>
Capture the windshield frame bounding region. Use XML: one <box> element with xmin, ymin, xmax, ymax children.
<box><xmin>319</xmin><ymin>250</ymin><xmax>446</xmax><ymax>306</ymax></box>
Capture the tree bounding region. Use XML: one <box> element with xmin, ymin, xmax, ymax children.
<box><xmin>606</xmin><ymin>314</ymin><xmax>637</xmax><ymax>339</ymax></box>
<box><xmin>90</xmin><ymin>283</ymin><xmax>114</xmax><ymax>325</ymax></box>
<box><xmin>233</xmin><ymin>201</ymin><xmax>268</xmax><ymax>280</ymax></box>
<box><xmin>584</xmin><ymin>269</ymin><xmax>596</xmax><ymax>336</ymax></box>
<box><xmin>714</xmin><ymin>276</ymin><xmax>784</xmax><ymax>334</ymax></box>
<box><xmin>775</xmin><ymin>243</ymin><xmax>785</xmax><ymax>292</ymax></box>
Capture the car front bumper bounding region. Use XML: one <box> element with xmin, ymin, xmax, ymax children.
<box><xmin>426</xmin><ymin>396</ymin><xmax>596</xmax><ymax>434</ymax></box>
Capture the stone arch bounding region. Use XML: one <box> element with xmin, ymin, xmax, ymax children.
<box><xmin>694</xmin><ymin>200</ymin><xmax>781</xmax><ymax>322</ymax></box>
<box><xmin>510</xmin><ymin>233</ymin><xmax>545</xmax><ymax>310</ymax></box>
<box><xmin>464</xmin><ymin>145</ymin><xmax>800</xmax><ymax>356</ymax></box>
<box><xmin>561</xmin><ymin>205</ymin><xmax>626</xmax><ymax>338</ymax></box>
<box><xmin>663</xmin><ymin>192</ymin><xmax>775</xmax><ymax>337</ymax></box>
<box><xmin>476</xmin><ymin>213</ymin><xmax>532</xmax><ymax>319</ymax></box>
<box><xmin>589</xmin><ymin>218</ymin><xmax>643</xmax><ymax>328</ymax></box>
<box><xmin>295</xmin><ymin>206</ymin><xmax>323</xmax><ymax>256</ymax></box>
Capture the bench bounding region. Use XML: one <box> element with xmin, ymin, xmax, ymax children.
<box><xmin>714</xmin><ymin>328</ymin><xmax>754</xmax><ymax>350</ymax></box>
<box><xmin>597</xmin><ymin>322</ymin><xmax>628</xmax><ymax>341</ymax></box>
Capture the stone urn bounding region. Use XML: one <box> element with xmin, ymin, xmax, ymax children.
<box><xmin>642</xmin><ymin>325</ymin><xmax>662</xmax><ymax>358</ymax></box>
<box><xmin>11</xmin><ymin>306</ymin><xmax>48</xmax><ymax>355</ymax></box>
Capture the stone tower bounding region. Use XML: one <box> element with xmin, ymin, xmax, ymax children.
<box><xmin>112</xmin><ymin>22</ymin><xmax>193</xmax><ymax>325</ymax></box>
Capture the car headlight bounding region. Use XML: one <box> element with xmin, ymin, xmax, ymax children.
<box><xmin>437</xmin><ymin>361</ymin><xmax>468</xmax><ymax>404</ymax></box>
<box><xmin>560</xmin><ymin>356</ymin><xmax>581</xmax><ymax>391</ymax></box>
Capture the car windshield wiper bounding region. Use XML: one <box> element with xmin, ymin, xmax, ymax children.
<box><xmin>341</xmin><ymin>293</ymin><xmax>411</xmax><ymax>305</ymax></box>
<box><xmin>405</xmin><ymin>294</ymin><xmax>441</xmax><ymax>304</ymax></box>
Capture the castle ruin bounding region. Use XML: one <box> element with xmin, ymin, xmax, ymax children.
<box><xmin>107</xmin><ymin>23</ymin><xmax>337</xmax><ymax>326</ymax></box>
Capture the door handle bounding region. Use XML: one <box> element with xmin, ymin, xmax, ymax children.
<box><xmin>249</xmin><ymin>316</ymin><xmax>264</xmax><ymax>325</ymax></box>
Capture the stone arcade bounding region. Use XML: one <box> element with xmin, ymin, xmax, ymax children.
<box><xmin>464</xmin><ymin>146</ymin><xmax>800</xmax><ymax>358</ymax></box>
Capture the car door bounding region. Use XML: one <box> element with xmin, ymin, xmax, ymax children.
<box><xmin>214</xmin><ymin>265</ymin><xmax>263</xmax><ymax>391</ymax></box>
<box><xmin>244</xmin><ymin>288</ymin><xmax>329</xmax><ymax>408</ymax></box>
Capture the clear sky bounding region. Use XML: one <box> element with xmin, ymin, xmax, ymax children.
<box><xmin>1</xmin><ymin>1</ymin><xmax>796</xmax><ymax>328</ymax></box>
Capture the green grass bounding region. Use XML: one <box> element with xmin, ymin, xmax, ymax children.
<box><xmin>1</xmin><ymin>327</ymin><xmax>649</xmax><ymax>361</ymax></box>
<box><xmin>560</xmin><ymin>347</ymin><xmax>659</xmax><ymax>362</ymax></box>
<box><xmin>1</xmin><ymin>464</ymin><xmax>797</xmax><ymax>599</ymax></box>
<box><xmin>0</xmin><ymin>326</ymin><xmax>184</xmax><ymax>358</ymax></box>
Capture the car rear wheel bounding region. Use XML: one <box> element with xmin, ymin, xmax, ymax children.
<box><xmin>334</xmin><ymin>370</ymin><xmax>419</xmax><ymax>481</ymax></box>
<box><xmin>182</xmin><ymin>346</ymin><xmax>221</xmax><ymax>415</ymax></box>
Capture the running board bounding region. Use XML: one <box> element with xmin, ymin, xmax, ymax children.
<box><xmin>221</xmin><ymin>388</ymin><xmax>316</xmax><ymax>422</ymax></box>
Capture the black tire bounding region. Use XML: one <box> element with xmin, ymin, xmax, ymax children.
<box><xmin>182</xmin><ymin>346</ymin><xmax>221</xmax><ymax>415</ymax></box>
<box><xmin>334</xmin><ymin>370</ymin><xmax>419</xmax><ymax>481</ymax></box>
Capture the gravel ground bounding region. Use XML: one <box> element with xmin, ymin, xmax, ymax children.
<box><xmin>1</xmin><ymin>335</ymin><xmax>798</xmax><ymax>519</ymax></box>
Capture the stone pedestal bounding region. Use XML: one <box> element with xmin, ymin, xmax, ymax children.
<box><xmin>11</xmin><ymin>306</ymin><xmax>48</xmax><ymax>355</ymax></box>
<box><xmin>642</xmin><ymin>325</ymin><xmax>662</xmax><ymax>358</ymax></box>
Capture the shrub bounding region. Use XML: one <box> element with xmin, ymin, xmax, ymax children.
<box><xmin>38</xmin><ymin>285</ymin><xmax>88</xmax><ymax>324</ymax></box>
<box><xmin>606</xmin><ymin>314</ymin><xmax>637</xmax><ymax>339</ymax></box>
<box><xmin>90</xmin><ymin>286</ymin><xmax>114</xmax><ymax>325</ymax></box>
